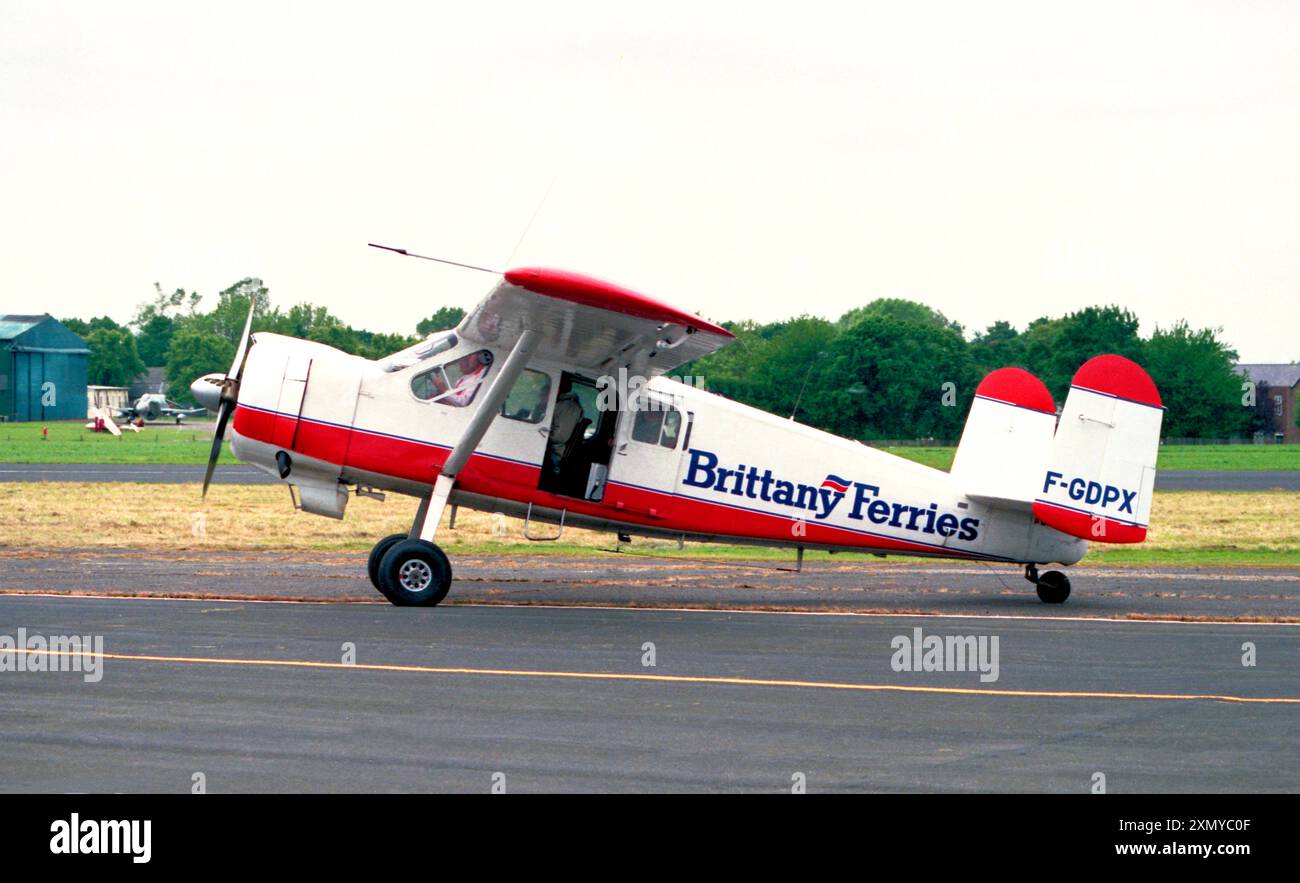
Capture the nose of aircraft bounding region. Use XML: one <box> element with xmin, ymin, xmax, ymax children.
<box><xmin>190</xmin><ymin>373</ymin><xmax>225</xmax><ymax>412</ymax></box>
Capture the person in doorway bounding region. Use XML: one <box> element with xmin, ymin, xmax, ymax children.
<box><xmin>548</xmin><ymin>381</ymin><xmax>584</xmax><ymax>475</ymax></box>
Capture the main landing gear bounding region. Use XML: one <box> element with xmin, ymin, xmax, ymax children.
<box><xmin>368</xmin><ymin>532</ymin><xmax>453</xmax><ymax>606</ymax></box>
<box><xmin>364</xmin><ymin>328</ymin><xmax>542</xmax><ymax>608</ymax></box>
<box><xmin>1024</xmin><ymin>563</ymin><xmax>1071</xmax><ymax>604</ymax></box>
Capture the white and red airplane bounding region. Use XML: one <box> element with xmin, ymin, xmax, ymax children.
<box><xmin>192</xmin><ymin>256</ymin><xmax>1164</xmax><ymax>607</ymax></box>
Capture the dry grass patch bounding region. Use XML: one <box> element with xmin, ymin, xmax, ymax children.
<box><xmin>0</xmin><ymin>484</ymin><xmax>1296</xmax><ymax>564</ymax></box>
<box><xmin>0</xmin><ymin>483</ymin><xmax>626</xmax><ymax>553</ymax></box>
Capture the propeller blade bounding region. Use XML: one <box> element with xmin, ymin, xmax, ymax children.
<box><xmin>228</xmin><ymin>302</ymin><xmax>256</xmax><ymax>380</ymax></box>
<box><xmin>201</xmin><ymin>305</ymin><xmax>253</xmax><ymax>499</ymax></box>
<box><xmin>202</xmin><ymin>400</ymin><xmax>233</xmax><ymax>499</ymax></box>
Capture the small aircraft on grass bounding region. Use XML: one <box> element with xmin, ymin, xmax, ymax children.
<box><xmin>193</xmin><ymin>249</ymin><xmax>1163</xmax><ymax>607</ymax></box>
<box><xmin>85</xmin><ymin>407</ymin><xmax>135</xmax><ymax>435</ymax></box>
<box><xmin>115</xmin><ymin>393</ymin><xmax>208</xmax><ymax>425</ymax></box>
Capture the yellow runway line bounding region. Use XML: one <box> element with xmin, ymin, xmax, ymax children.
<box><xmin>6</xmin><ymin>647</ymin><xmax>1300</xmax><ymax>705</ymax></box>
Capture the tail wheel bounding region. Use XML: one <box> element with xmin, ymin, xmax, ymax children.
<box><xmin>367</xmin><ymin>533</ymin><xmax>410</xmax><ymax>591</ymax></box>
<box><xmin>377</xmin><ymin>538</ymin><xmax>453</xmax><ymax>607</ymax></box>
<box><xmin>1035</xmin><ymin>570</ymin><xmax>1071</xmax><ymax>604</ymax></box>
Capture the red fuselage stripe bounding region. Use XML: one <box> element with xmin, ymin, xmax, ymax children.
<box><xmin>233</xmin><ymin>404</ymin><xmax>1004</xmax><ymax>560</ymax></box>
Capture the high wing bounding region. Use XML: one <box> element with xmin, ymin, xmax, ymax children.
<box><xmin>457</xmin><ymin>267</ymin><xmax>733</xmax><ymax>375</ymax></box>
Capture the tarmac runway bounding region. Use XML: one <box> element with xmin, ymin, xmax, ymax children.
<box><xmin>0</xmin><ymin>463</ymin><xmax>277</xmax><ymax>485</ymax></box>
<box><xmin>0</xmin><ymin>462</ymin><xmax>1295</xmax><ymax>491</ymax></box>
<box><xmin>1</xmin><ymin>593</ymin><xmax>1296</xmax><ymax>792</ymax></box>
<box><xmin>1</xmin><ymin>548</ymin><xmax>1296</xmax><ymax>621</ymax></box>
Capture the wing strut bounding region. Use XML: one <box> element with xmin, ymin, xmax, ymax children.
<box><xmin>412</xmin><ymin>329</ymin><xmax>540</xmax><ymax>542</ymax></box>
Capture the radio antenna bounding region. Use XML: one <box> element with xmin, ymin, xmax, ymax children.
<box><xmin>367</xmin><ymin>243</ymin><xmax>501</xmax><ymax>275</ymax></box>
<box><xmin>504</xmin><ymin>171</ymin><xmax>560</xmax><ymax>269</ymax></box>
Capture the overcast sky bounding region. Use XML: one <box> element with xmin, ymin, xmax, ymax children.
<box><xmin>2</xmin><ymin>0</ymin><xmax>1296</xmax><ymax>360</ymax></box>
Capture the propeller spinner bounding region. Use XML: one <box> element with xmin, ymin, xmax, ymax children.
<box><xmin>192</xmin><ymin>304</ymin><xmax>256</xmax><ymax>498</ymax></box>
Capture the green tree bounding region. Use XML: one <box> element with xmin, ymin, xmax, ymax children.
<box><xmin>969</xmin><ymin>320</ymin><xmax>1025</xmax><ymax>375</ymax></box>
<box><xmin>134</xmin><ymin>313</ymin><xmax>175</xmax><ymax>366</ymax></box>
<box><xmin>677</xmin><ymin>320</ymin><xmax>775</xmax><ymax>408</ymax></box>
<box><xmin>132</xmin><ymin>283</ymin><xmax>200</xmax><ymax>366</ymax></box>
<box><xmin>61</xmin><ymin>318</ymin><xmax>91</xmax><ymax>337</ymax></box>
<box><xmin>85</xmin><ymin>327</ymin><xmax>146</xmax><ymax>386</ymax></box>
<box><xmin>352</xmin><ymin>329</ymin><xmax>418</xmax><ymax>360</ymax></box>
<box><xmin>306</xmin><ymin>321</ymin><xmax>362</xmax><ymax>353</ymax></box>
<box><xmin>838</xmin><ymin>298</ymin><xmax>962</xmax><ymax>335</ymax></box>
<box><xmin>268</xmin><ymin>303</ymin><xmax>339</xmax><ymax>339</ymax></box>
<box><xmin>165</xmin><ymin>326</ymin><xmax>235</xmax><ymax>392</ymax></box>
<box><xmin>1021</xmin><ymin>306</ymin><xmax>1143</xmax><ymax>401</ymax></box>
<box><xmin>416</xmin><ymin>306</ymin><xmax>467</xmax><ymax>336</ymax></box>
<box><xmin>1144</xmin><ymin>323</ymin><xmax>1250</xmax><ymax>438</ymax></box>
<box><xmin>745</xmin><ymin>316</ymin><xmax>838</xmax><ymax>420</ymax></box>
<box><xmin>63</xmin><ymin>316</ymin><xmax>126</xmax><ymax>338</ymax></box>
<box><xmin>197</xmin><ymin>278</ymin><xmax>272</xmax><ymax>346</ymax></box>
<box><xmin>806</xmin><ymin>316</ymin><xmax>975</xmax><ymax>440</ymax></box>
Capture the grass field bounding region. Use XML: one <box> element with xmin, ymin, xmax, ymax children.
<box><xmin>1</xmin><ymin>483</ymin><xmax>1295</xmax><ymax>567</ymax></box>
<box><xmin>0</xmin><ymin>420</ymin><xmax>236</xmax><ymax>465</ymax></box>
<box><xmin>2</xmin><ymin>421</ymin><xmax>1297</xmax><ymax>470</ymax></box>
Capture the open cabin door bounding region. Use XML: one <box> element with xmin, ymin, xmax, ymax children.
<box><xmin>537</xmin><ymin>372</ymin><xmax>614</xmax><ymax>500</ymax></box>
<box><xmin>601</xmin><ymin>392</ymin><xmax>689</xmax><ymax>521</ymax></box>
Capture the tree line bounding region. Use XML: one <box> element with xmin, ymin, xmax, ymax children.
<box><xmin>63</xmin><ymin>278</ymin><xmax>464</xmax><ymax>397</ymax></box>
<box><xmin>65</xmin><ymin>279</ymin><xmax>1271</xmax><ymax>440</ymax></box>
<box><xmin>671</xmin><ymin>300</ymin><xmax>1268</xmax><ymax>441</ymax></box>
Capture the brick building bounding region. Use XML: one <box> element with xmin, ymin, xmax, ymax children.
<box><xmin>1235</xmin><ymin>363</ymin><xmax>1300</xmax><ymax>443</ymax></box>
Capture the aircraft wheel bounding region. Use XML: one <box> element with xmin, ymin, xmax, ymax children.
<box><xmin>1035</xmin><ymin>570</ymin><xmax>1071</xmax><ymax>604</ymax></box>
<box><xmin>367</xmin><ymin>533</ymin><xmax>409</xmax><ymax>591</ymax></box>
<box><xmin>377</xmin><ymin>539</ymin><xmax>453</xmax><ymax>607</ymax></box>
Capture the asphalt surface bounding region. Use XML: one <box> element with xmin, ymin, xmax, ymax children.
<box><xmin>0</xmin><ymin>463</ymin><xmax>276</xmax><ymax>484</ymax></box>
<box><xmin>1</xmin><ymin>594</ymin><xmax>1296</xmax><ymax>793</ymax></box>
<box><xmin>0</xmin><ymin>462</ymin><xmax>1295</xmax><ymax>491</ymax></box>
<box><xmin>2</xmin><ymin>548</ymin><xmax>1296</xmax><ymax>621</ymax></box>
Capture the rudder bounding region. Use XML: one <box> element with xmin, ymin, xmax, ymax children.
<box><xmin>1033</xmin><ymin>355</ymin><xmax>1164</xmax><ymax>544</ymax></box>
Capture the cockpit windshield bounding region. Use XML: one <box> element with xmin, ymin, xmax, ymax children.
<box><xmin>379</xmin><ymin>331</ymin><xmax>458</xmax><ymax>373</ymax></box>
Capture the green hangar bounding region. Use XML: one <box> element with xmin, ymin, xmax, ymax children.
<box><xmin>0</xmin><ymin>314</ymin><xmax>90</xmax><ymax>422</ymax></box>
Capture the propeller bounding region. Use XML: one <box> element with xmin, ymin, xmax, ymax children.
<box><xmin>197</xmin><ymin>304</ymin><xmax>256</xmax><ymax>498</ymax></box>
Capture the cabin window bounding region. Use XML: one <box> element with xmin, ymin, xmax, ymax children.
<box><xmin>631</xmin><ymin>402</ymin><xmax>683</xmax><ymax>449</ymax></box>
<box><xmin>631</xmin><ymin>408</ymin><xmax>663</xmax><ymax>445</ymax></box>
<box><xmin>411</xmin><ymin>349</ymin><xmax>493</xmax><ymax>406</ymax></box>
<box><xmin>659</xmin><ymin>409</ymin><xmax>682</xmax><ymax>449</ymax></box>
<box><xmin>501</xmin><ymin>369</ymin><xmax>551</xmax><ymax>423</ymax></box>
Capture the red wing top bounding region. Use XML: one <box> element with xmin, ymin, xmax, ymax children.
<box><xmin>458</xmin><ymin>267</ymin><xmax>734</xmax><ymax>374</ymax></box>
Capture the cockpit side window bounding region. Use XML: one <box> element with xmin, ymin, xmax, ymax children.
<box><xmin>411</xmin><ymin>348</ymin><xmax>493</xmax><ymax>406</ymax></box>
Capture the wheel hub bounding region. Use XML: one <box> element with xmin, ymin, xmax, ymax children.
<box><xmin>398</xmin><ymin>559</ymin><xmax>433</xmax><ymax>592</ymax></box>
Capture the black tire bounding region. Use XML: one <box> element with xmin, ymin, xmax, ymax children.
<box><xmin>377</xmin><ymin>539</ymin><xmax>453</xmax><ymax>607</ymax></box>
<box><xmin>1035</xmin><ymin>570</ymin><xmax>1071</xmax><ymax>604</ymax></box>
<box><xmin>367</xmin><ymin>533</ymin><xmax>409</xmax><ymax>591</ymax></box>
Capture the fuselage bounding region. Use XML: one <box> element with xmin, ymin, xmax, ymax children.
<box><xmin>226</xmin><ymin>330</ymin><xmax>1087</xmax><ymax>566</ymax></box>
